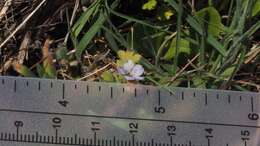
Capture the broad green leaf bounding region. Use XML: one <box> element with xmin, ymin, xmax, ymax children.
<box><xmin>76</xmin><ymin>13</ymin><xmax>106</xmax><ymax>59</ymax></box>
<box><xmin>163</xmin><ymin>37</ymin><xmax>190</xmax><ymax>60</ymax></box>
<box><xmin>195</xmin><ymin>7</ymin><xmax>224</xmax><ymax>37</ymax></box>
<box><xmin>142</xmin><ymin>0</ymin><xmax>157</xmax><ymax>10</ymax></box>
<box><xmin>101</xmin><ymin>71</ymin><xmax>115</xmax><ymax>82</ymax></box>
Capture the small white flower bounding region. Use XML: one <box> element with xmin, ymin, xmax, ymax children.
<box><xmin>130</xmin><ymin>64</ymin><xmax>144</xmax><ymax>77</ymax></box>
<box><xmin>123</xmin><ymin>60</ymin><xmax>135</xmax><ymax>73</ymax></box>
<box><xmin>117</xmin><ymin>60</ymin><xmax>144</xmax><ymax>81</ymax></box>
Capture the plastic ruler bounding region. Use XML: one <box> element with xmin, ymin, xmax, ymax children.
<box><xmin>0</xmin><ymin>76</ymin><xmax>259</xmax><ymax>146</ymax></box>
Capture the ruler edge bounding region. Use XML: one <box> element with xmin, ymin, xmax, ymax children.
<box><xmin>0</xmin><ymin>76</ymin><xmax>259</xmax><ymax>96</ymax></box>
<box><xmin>1</xmin><ymin>76</ymin><xmax>260</xmax><ymax>146</ymax></box>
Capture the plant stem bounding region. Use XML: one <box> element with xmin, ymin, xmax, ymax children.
<box><xmin>174</xmin><ymin>0</ymin><xmax>183</xmax><ymax>74</ymax></box>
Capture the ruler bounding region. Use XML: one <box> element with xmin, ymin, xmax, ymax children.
<box><xmin>0</xmin><ymin>76</ymin><xmax>259</xmax><ymax>146</ymax></box>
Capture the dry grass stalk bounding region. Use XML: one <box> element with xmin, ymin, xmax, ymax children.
<box><xmin>78</xmin><ymin>63</ymin><xmax>112</xmax><ymax>81</ymax></box>
<box><xmin>42</xmin><ymin>37</ymin><xmax>54</xmax><ymax>68</ymax></box>
<box><xmin>245</xmin><ymin>44</ymin><xmax>260</xmax><ymax>64</ymax></box>
<box><xmin>0</xmin><ymin>0</ymin><xmax>12</xmax><ymax>21</ymax></box>
<box><xmin>17</xmin><ymin>31</ymin><xmax>31</xmax><ymax>64</ymax></box>
<box><xmin>169</xmin><ymin>54</ymin><xmax>200</xmax><ymax>83</ymax></box>
<box><xmin>0</xmin><ymin>0</ymin><xmax>47</xmax><ymax>49</ymax></box>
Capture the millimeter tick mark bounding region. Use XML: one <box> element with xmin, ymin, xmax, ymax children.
<box><xmin>62</xmin><ymin>83</ymin><xmax>65</xmax><ymax>99</ymax></box>
<box><xmin>251</xmin><ymin>97</ymin><xmax>254</xmax><ymax>112</ymax></box>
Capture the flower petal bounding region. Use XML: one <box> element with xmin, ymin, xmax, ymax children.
<box><xmin>130</xmin><ymin>64</ymin><xmax>144</xmax><ymax>77</ymax></box>
<box><xmin>123</xmin><ymin>60</ymin><xmax>134</xmax><ymax>73</ymax></box>
<box><xmin>117</xmin><ymin>67</ymin><xmax>127</xmax><ymax>75</ymax></box>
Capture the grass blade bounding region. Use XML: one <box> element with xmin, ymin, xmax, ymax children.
<box><xmin>72</xmin><ymin>0</ymin><xmax>100</xmax><ymax>37</ymax></box>
<box><xmin>173</xmin><ymin>0</ymin><xmax>183</xmax><ymax>74</ymax></box>
<box><xmin>76</xmin><ymin>13</ymin><xmax>106</xmax><ymax>59</ymax></box>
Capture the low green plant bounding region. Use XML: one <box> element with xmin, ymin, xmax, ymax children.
<box><xmin>13</xmin><ymin>38</ymin><xmax>57</xmax><ymax>78</ymax></box>
<box><xmin>69</xmin><ymin>0</ymin><xmax>260</xmax><ymax>90</ymax></box>
<box><xmin>13</xmin><ymin>0</ymin><xmax>259</xmax><ymax>91</ymax></box>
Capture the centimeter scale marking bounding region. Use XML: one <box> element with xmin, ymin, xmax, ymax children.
<box><xmin>0</xmin><ymin>109</ymin><xmax>259</xmax><ymax>128</ymax></box>
<box><xmin>0</xmin><ymin>132</ymin><xmax>200</xmax><ymax>146</ymax></box>
<box><xmin>1</xmin><ymin>78</ymin><xmax>258</xmax><ymax>107</ymax></box>
<box><xmin>0</xmin><ymin>76</ymin><xmax>259</xmax><ymax>146</ymax></box>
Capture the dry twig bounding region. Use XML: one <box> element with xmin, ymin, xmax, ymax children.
<box><xmin>0</xmin><ymin>0</ymin><xmax>12</xmax><ymax>21</ymax></box>
<box><xmin>78</xmin><ymin>63</ymin><xmax>112</xmax><ymax>81</ymax></box>
<box><xmin>168</xmin><ymin>54</ymin><xmax>200</xmax><ymax>84</ymax></box>
<box><xmin>17</xmin><ymin>31</ymin><xmax>31</xmax><ymax>64</ymax></box>
<box><xmin>0</xmin><ymin>0</ymin><xmax>47</xmax><ymax>49</ymax></box>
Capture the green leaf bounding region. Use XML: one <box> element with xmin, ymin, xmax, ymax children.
<box><xmin>76</xmin><ymin>13</ymin><xmax>106</xmax><ymax>59</ymax></box>
<box><xmin>56</xmin><ymin>47</ymin><xmax>68</xmax><ymax>60</ymax></box>
<box><xmin>192</xmin><ymin>77</ymin><xmax>206</xmax><ymax>88</ymax></box>
<box><xmin>207</xmin><ymin>34</ymin><xmax>227</xmax><ymax>56</ymax></box>
<box><xmin>161</xmin><ymin>64</ymin><xmax>176</xmax><ymax>74</ymax></box>
<box><xmin>242</xmin><ymin>0</ymin><xmax>260</xmax><ymax>17</ymax></box>
<box><xmin>43</xmin><ymin>61</ymin><xmax>57</xmax><ymax>79</ymax></box>
<box><xmin>195</xmin><ymin>7</ymin><xmax>224</xmax><ymax>37</ymax></box>
<box><xmin>13</xmin><ymin>63</ymin><xmax>35</xmax><ymax>77</ymax></box>
<box><xmin>163</xmin><ymin>37</ymin><xmax>190</xmax><ymax>60</ymax></box>
<box><xmin>129</xmin><ymin>23</ymin><xmax>159</xmax><ymax>57</ymax></box>
<box><xmin>36</xmin><ymin>64</ymin><xmax>45</xmax><ymax>77</ymax></box>
<box><xmin>142</xmin><ymin>0</ymin><xmax>157</xmax><ymax>10</ymax></box>
<box><xmin>164</xmin><ymin>0</ymin><xmax>179</xmax><ymax>12</ymax></box>
<box><xmin>186</xmin><ymin>16</ymin><xmax>203</xmax><ymax>35</ymax></box>
<box><xmin>102</xmin><ymin>26</ymin><xmax>129</xmax><ymax>49</ymax></box>
<box><xmin>164</xmin><ymin>0</ymin><xmax>204</xmax><ymax>35</ymax></box>
<box><xmin>220</xmin><ymin>66</ymin><xmax>236</xmax><ymax>78</ymax></box>
<box><xmin>104</xmin><ymin>31</ymin><xmax>119</xmax><ymax>52</ymax></box>
<box><xmin>113</xmin><ymin>73</ymin><xmax>126</xmax><ymax>83</ymax></box>
<box><xmin>101</xmin><ymin>71</ymin><xmax>115</xmax><ymax>82</ymax></box>
<box><xmin>105</xmin><ymin>0</ymin><xmax>165</xmax><ymax>31</ymax></box>
<box><xmin>174</xmin><ymin>0</ymin><xmax>183</xmax><ymax>75</ymax></box>
<box><xmin>252</xmin><ymin>0</ymin><xmax>260</xmax><ymax>16</ymax></box>
<box><xmin>72</xmin><ymin>0</ymin><xmax>100</xmax><ymax>37</ymax></box>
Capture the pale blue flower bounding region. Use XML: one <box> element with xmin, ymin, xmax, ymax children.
<box><xmin>117</xmin><ymin>60</ymin><xmax>144</xmax><ymax>81</ymax></box>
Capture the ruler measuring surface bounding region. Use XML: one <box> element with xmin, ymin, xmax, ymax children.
<box><xmin>0</xmin><ymin>76</ymin><xmax>259</xmax><ymax>146</ymax></box>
